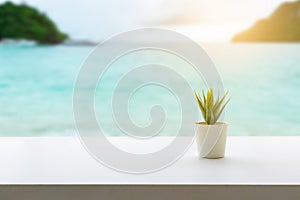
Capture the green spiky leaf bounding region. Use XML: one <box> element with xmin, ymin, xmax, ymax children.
<box><xmin>194</xmin><ymin>88</ymin><xmax>231</xmax><ymax>125</ymax></box>
<box><xmin>194</xmin><ymin>90</ymin><xmax>206</xmax><ymax>119</ymax></box>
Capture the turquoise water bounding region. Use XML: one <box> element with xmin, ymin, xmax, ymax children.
<box><xmin>1</xmin><ymin>43</ymin><xmax>300</xmax><ymax>136</ymax></box>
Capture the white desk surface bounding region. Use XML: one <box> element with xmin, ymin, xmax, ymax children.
<box><xmin>0</xmin><ymin>136</ymin><xmax>299</xmax><ymax>185</ymax></box>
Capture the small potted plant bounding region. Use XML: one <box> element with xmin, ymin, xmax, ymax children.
<box><xmin>194</xmin><ymin>88</ymin><xmax>230</xmax><ymax>159</ymax></box>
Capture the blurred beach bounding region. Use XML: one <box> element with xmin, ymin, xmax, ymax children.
<box><xmin>1</xmin><ymin>42</ymin><xmax>300</xmax><ymax>136</ymax></box>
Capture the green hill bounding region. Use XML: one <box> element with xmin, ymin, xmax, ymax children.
<box><xmin>0</xmin><ymin>1</ymin><xmax>68</xmax><ymax>44</ymax></box>
<box><xmin>232</xmin><ymin>1</ymin><xmax>300</xmax><ymax>42</ymax></box>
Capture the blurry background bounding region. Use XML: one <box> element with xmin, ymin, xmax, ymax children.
<box><xmin>1</xmin><ymin>0</ymin><xmax>300</xmax><ymax>136</ymax></box>
<box><xmin>0</xmin><ymin>0</ymin><xmax>287</xmax><ymax>42</ymax></box>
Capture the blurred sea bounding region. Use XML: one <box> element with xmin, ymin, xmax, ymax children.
<box><xmin>1</xmin><ymin>43</ymin><xmax>300</xmax><ymax>136</ymax></box>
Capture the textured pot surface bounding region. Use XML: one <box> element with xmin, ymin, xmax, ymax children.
<box><xmin>195</xmin><ymin>122</ymin><xmax>228</xmax><ymax>159</ymax></box>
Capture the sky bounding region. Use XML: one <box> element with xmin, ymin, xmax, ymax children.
<box><xmin>1</xmin><ymin>0</ymin><xmax>293</xmax><ymax>42</ymax></box>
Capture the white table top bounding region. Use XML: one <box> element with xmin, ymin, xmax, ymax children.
<box><xmin>0</xmin><ymin>136</ymin><xmax>299</xmax><ymax>185</ymax></box>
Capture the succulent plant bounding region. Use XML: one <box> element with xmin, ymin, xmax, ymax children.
<box><xmin>194</xmin><ymin>88</ymin><xmax>230</xmax><ymax>125</ymax></box>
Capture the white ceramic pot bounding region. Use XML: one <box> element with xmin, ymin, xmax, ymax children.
<box><xmin>195</xmin><ymin>122</ymin><xmax>228</xmax><ymax>159</ymax></box>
